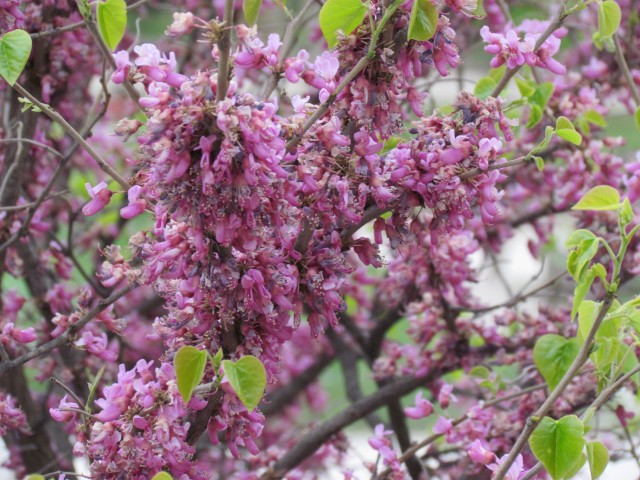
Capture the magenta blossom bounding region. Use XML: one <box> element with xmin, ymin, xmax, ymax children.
<box><xmin>404</xmin><ymin>391</ymin><xmax>434</xmax><ymax>419</ymax></box>
<box><xmin>120</xmin><ymin>185</ymin><xmax>146</xmax><ymax>219</ymax></box>
<box><xmin>82</xmin><ymin>182</ymin><xmax>113</xmax><ymax>216</ymax></box>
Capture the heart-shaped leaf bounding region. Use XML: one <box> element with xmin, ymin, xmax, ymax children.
<box><xmin>222</xmin><ymin>355</ymin><xmax>267</xmax><ymax>412</ymax></box>
<box><xmin>97</xmin><ymin>0</ymin><xmax>127</xmax><ymax>50</ymax></box>
<box><xmin>174</xmin><ymin>346</ymin><xmax>207</xmax><ymax>404</ymax></box>
<box><xmin>408</xmin><ymin>0</ymin><xmax>439</xmax><ymax>41</ymax></box>
<box><xmin>529</xmin><ymin>415</ymin><xmax>585</xmax><ymax>480</ymax></box>
<box><xmin>597</xmin><ymin>0</ymin><xmax>621</xmax><ymax>39</ymax></box>
<box><xmin>0</xmin><ymin>29</ymin><xmax>32</xmax><ymax>86</ymax></box>
<box><xmin>319</xmin><ymin>0</ymin><xmax>367</xmax><ymax>48</ymax></box>
<box><xmin>533</xmin><ymin>334</ymin><xmax>580</xmax><ymax>390</ymax></box>
<box><xmin>572</xmin><ymin>185</ymin><xmax>621</xmax><ymax>211</ymax></box>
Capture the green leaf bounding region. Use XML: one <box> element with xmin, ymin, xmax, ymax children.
<box><xmin>586</xmin><ymin>441</ymin><xmax>609</xmax><ymax>479</ymax></box>
<box><xmin>174</xmin><ymin>346</ymin><xmax>207</xmax><ymax>404</ymax></box>
<box><xmin>25</xmin><ymin>476</ymin><xmax>46</xmax><ymax>480</ymax></box>
<box><xmin>318</xmin><ymin>0</ymin><xmax>367</xmax><ymax>48</ymax></box>
<box><xmin>564</xmin><ymin>453</ymin><xmax>587</xmax><ymax>479</ymax></box>
<box><xmin>635</xmin><ymin>106</ymin><xmax>640</xmax><ymax>132</ymax></box>
<box><xmin>566</xmin><ymin>233</ymin><xmax>598</xmax><ymax>282</ymax></box>
<box><xmin>556</xmin><ymin>129</ymin><xmax>582</xmax><ymax>145</ymax></box>
<box><xmin>212</xmin><ymin>348</ymin><xmax>223</xmax><ymax>371</ymax></box>
<box><xmin>408</xmin><ymin>0</ymin><xmax>439</xmax><ymax>41</ymax></box>
<box><xmin>620</xmin><ymin>197</ymin><xmax>634</xmax><ymax>226</ymax></box>
<box><xmin>151</xmin><ymin>473</ymin><xmax>173</xmax><ymax>480</ymax></box>
<box><xmin>533</xmin><ymin>334</ymin><xmax>580</xmax><ymax>390</ymax></box>
<box><xmin>515</xmin><ymin>77</ymin><xmax>536</xmax><ymax>97</ymax></box>
<box><xmin>243</xmin><ymin>0</ymin><xmax>263</xmax><ymax>26</ymax></box>
<box><xmin>597</xmin><ymin>0</ymin><xmax>621</xmax><ymax>39</ymax></box>
<box><xmin>526</xmin><ymin>104</ymin><xmax>544</xmax><ymax>128</ymax></box>
<box><xmin>577</xmin><ymin>300</ymin><xmax>598</xmax><ymax>344</ymax></box>
<box><xmin>565</xmin><ymin>229</ymin><xmax>597</xmax><ymax>249</ymax></box>
<box><xmin>469</xmin><ymin>365</ymin><xmax>490</xmax><ymax>379</ymax></box>
<box><xmin>571</xmin><ymin>267</ymin><xmax>596</xmax><ymax>319</ymax></box>
<box><xmin>96</xmin><ymin>0</ymin><xmax>127</xmax><ymax>51</ymax></box>
<box><xmin>0</xmin><ymin>29</ymin><xmax>32</xmax><ymax>86</ymax></box>
<box><xmin>556</xmin><ymin>116</ymin><xmax>576</xmax><ymax>131</ymax></box>
<box><xmin>584</xmin><ymin>109</ymin><xmax>607</xmax><ymax>128</ymax></box>
<box><xmin>534</xmin><ymin>156</ymin><xmax>544</xmax><ymax>171</ymax></box>
<box><xmin>222</xmin><ymin>355</ymin><xmax>267</xmax><ymax>412</ymax></box>
<box><xmin>572</xmin><ymin>185</ymin><xmax>621</xmax><ymax>211</ymax></box>
<box><xmin>474</xmin><ymin>77</ymin><xmax>497</xmax><ymax>100</ymax></box>
<box><xmin>529</xmin><ymin>415</ymin><xmax>585</xmax><ymax>480</ymax></box>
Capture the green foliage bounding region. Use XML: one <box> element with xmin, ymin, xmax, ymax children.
<box><xmin>597</xmin><ymin>0</ymin><xmax>621</xmax><ymax>39</ymax></box>
<box><xmin>319</xmin><ymin>0</ymin><xmax>367</xmax><ymax>48</ymax></box>
<box><xmin>97</xmin><ymin>0</ymin><xmax>128</xmax><ymax>50</ymax></box>
<box><xmin>24</xmin><ymin>476</ymin><xmax>46</xmax><ymax>480</ymax></box>
<box><xmin>555</xmin><ymin>116</ymin><xmax>582</xmax><ymax>145</ymax></box>
<box><xmin>408</xmin><ymin>0</ymin><xmax>439</xmax><ymax>41</ymax></box>
<box><xmin>151</xmin><ymin>473</ymin><xmax>173</xmax><ymax>480</ymax></box>
<box><xmin>572</xmin><ymin>185</ymin><xmax>621</xmax><ymax>211</ymax></box>
<box><xmin>0</xmin><ymin>29</ymin><xmax>32</xmax><ymax>86</ymax></box>
<box><xmin>586</xmin><ymin>441</ymin><xmax>609</xmax><ymax>478</ymax></box>
<box><xmin>529</xmin><ymin>415</ymin><xmax>585</xmax><ymax>480</ymax></box>
<box><xmin>635</xmin><ymin>106</ymin><xmax>640</xmax><ymax>132</ymax></box>
<box><xmin>474</xmin><ymin>77</ymin><xmax>496</xmax><ymax>100</ymax></box>
<box><xmin>174</xmin><ymin>346</ymin><xmax>207</xmax><ymax>404</ymax></box>
<box><xmin>243</xmin><ymin>0</ymin><xmax>263</xmax><ymax>26</ymax></box>
<box><xmin>222</xmin><ymin>355</ymin><xmax>267</xmax><ymax>412</ymax></box>
<box><xmin>533</xmin><ymin>334</ymin><xmax>580</xmax><ymax>390</ymax></box>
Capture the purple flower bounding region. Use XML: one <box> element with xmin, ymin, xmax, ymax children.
<box><xmin>82</xmin><ymin>182</ymin><xmax>113</xmax><ymax>216</ymax></box>
<box><xmin>404</xmin><ymin>391</ymin><xmax>434</xmax><ymax>419</ymax></box>
<box><xmin>111</xmin><ymin>51</ymin><xmax>130</xmax><ymax>84</ymax></box>
<box><xmin>432</xmin><ymin>416</ymin><xmax>453</xmax><ymax>435</ymax></box>
<box><xmin>120</xmin><ymin>185</ymin><xmax>146</xmax><ymax>219</ymax></box>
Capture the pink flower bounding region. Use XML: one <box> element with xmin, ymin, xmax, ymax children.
<box><xmin>438</xmin><ymin>383</ymin><xmax>458</xmax><ymax>408</ymax></box>
<box><xmin>488</xmin><ymin>454</ymin><xmax>527</xmax><ymax>480</ymax></box>
<box><xmin>404</xmin><ymin>391</ymin><xmax>434</xmax><ymax>419</ymax></box>
<box><xmin>111</xmin><ymin>51</ymin><xmax>130</xmax><ymax>84</ymax></box>
<box><xmin>82</xmin><ymin>182</ymin><xmax>113</xmax><ymax>216</ymax></box>
<box><xmin>120</xmin><ymin>185</ymin><xmax>146</xmax><ymax>219</ymax></box>
<box><xmin>432</xmin><ymin>416</ymin><xmax>453</xmax><ymax>435</ymax></box>
<box><xmin>468</xmin><ymin>439</ymin><xmax>496</xmax><ymax>464</ymax></box>
<box><xmin>165</xmin><ymin>12</ymin><xmax>195</xmax><ymax>37</ymax></box>
<box><xmin>49</xmin><ymin>395</ymin><xmax>79</xmax><ymax>423</ymax></box>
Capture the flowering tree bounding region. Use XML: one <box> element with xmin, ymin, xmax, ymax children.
<box><xmin>1</xmin><ymin>0</ymin><xmax>640</xmax><ymax>478</ymax></box>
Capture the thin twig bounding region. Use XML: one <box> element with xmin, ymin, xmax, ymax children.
<box><xmin>491</xmin><ymin>1</ymin><xmax>570</xmax><ymax>98</ymax></box>
<box><xmin>11</xmin><ymin>82</ymin><xmax>129</xmax><ymax>189</ymax></box>
<box><xmin>0</xmin><ymin>283</ymin><xmax>137</xmax><ymax>378</ymax></box>
<box><xmin>216</xmin><ymin>0</ymin><xmax>235</xmax><ymax>102</ymax></box>
<box><xmin>613</xmin><ymin>35</ymin><xmax>640</xmax><ymax>106</ymax></box>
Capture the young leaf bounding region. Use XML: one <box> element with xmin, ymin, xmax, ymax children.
<box><xmin>319</xmin><ymin>0</ymin><xmax>367</xmax><ymax>48</ymax></box>
<box><xmin>586</xmin><ymin>441</ymin><xmax>609</xmax><ymax>478</ymax></box>
<box><xmin>222</xmin><ymin>355</ymin><xmax>267</xmax><ymax>412</ymax></box>
<box><xmin>96</xmin><ymin>0</ymin><xmax>127</xmax><ymax>51</ymax></box>
<box><xmin>584</xmin><ymin>109</ymin><xmax>607</xmax><ymax>128</ymax></box>
<box><xmin>556</xmin><ymin>128</ymin><xmax>582</xmax><ymax>145</ymax></box>
<box><xmin>571</xmin><ymin>267</ymin><xmax>596</xmax><ymax>320</ymax></box>
<box><xmin>529</xmin><ymin>415</ymin><xmax>585</xmax><ymax>480</ymax></box>
<box><xmin>533</xmin><ymin>334</ymin><xmax>580</xmax><ymax>390</ymax></box>
<box><xmin>474</xmin><ymin>77</ymin><xmax>497</xmax><ymax>100</ymax></box>
<box><xmin>0</xmin><ymin>29</ymin><xmax>32</xmax><ymax>86</ymax></box>
<box><xmin>515</xmin><ymin>77</ymin><xmax>536</xmax><ymax>97</ymax></box>
<box><xmin>408</xmin><ymin>0</ymin><xmax>439</xmax><ymax>41</ymax></box>
<box><xmin>572</xmin><ymin>185</ymin><xmax>621</xmax><ymax>211</ymax></box>
<box><xmin>243</xmin><ymin>0</ymin><xmax>263</xmax><ymax>26</ymax></box>
<box><xmin>533</xmin><ymin>156</ymin><xmax>544</xmax><ymax>171</ymax></box>
<box><xmin>25</xmin><ymin>476</ymin><xmax>46</xmax><ymax>480</ymax></box>
<box><xmin>174</xmin><ymin>346</ymin><xmax>207</xmax><ymax>404</ymax></box>
<box><xmin>565</xmin><ymin>229</ymin><xmax>597</xmax><ymax>249</ymax></box>
<box><xmin>577</xmin><ymin>300</ymin><xmax>598</xmax><ymax>344</ymax></box>
<box><xmin>151</xmin><ymin>473</ymin><xmax>173</xmax><ymax>480</ymax></box>
<box><xmin>635</xmin><ymin>106</ymin><xmax>640</xmax><ymax>132</ymax></box>
<box><xmin>597</xmin><ymin>0</ymin><xmax>621</xmax><ymax>39</ymax></box>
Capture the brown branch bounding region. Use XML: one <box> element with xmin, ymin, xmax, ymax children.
<box><xmin>259</xmin><ymin>372</ymin><xmax>432</xmax><ymax>480</ymax></box>
<box><xmin>0</xmin><ymin>283</ymin><xmax>137</xmax><ymax>378</ymax></box>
